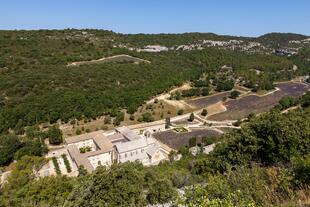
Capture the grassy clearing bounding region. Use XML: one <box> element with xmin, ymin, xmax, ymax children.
<box><xmin>67</xmin><ymin>54</ymin><xmax>150</xmax><ymax>67</ymax></box>
<box><xmin>127</xmin><ymin>100</ymin><xmax>193</xmax><ymax>123</ymax></box>
<box><xmin>60</xmin><ymin>99</ymin><xmax>193</xmax><ymax>136</ymax></box>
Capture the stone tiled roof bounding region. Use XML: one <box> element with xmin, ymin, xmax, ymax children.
<box><xmin>106</xmin><ymin>133</ymin><xmax>125</xmax><ymax>142</ymax></box>
<box><xmin>66</xmin><ymin>130</ymin><xmax>113</xmax><ymax>173</ymax></box>
<box><xmin>67</xmin><ymin>145</ymin><xmax>93</xmax><ymax>173</ymax></box>
<box><xmin>93</xmin><ymin>135</ymin><xmax>113</xmax><ymax>153</ymax></box>
<box><xmin>115</xmin><ymin>137</ymin><xmax>156</xmax><ymax>153</ymax></box>
<box><xmin>65</xmin><ymin>130</ymin><xmax>113</xmax><ymax>153</ymax></box>
<box><xmin>115</xmin><ymin>126</ymin><xmax>141</xmax><ymax>141</ymax></box>
<box><xmin>146</xmin><ymin>144</ymin><xmax>160</xmax><ymax>157</ymax></box>
<box><xmin>115</xmin><ymin>138</ymin><xmax>147</xmax><ymax>153</ymax></box>
<box><xmin>65</xmin><ymin>130</ymin><xmax>105</xmax><ymax>144</ymax></box>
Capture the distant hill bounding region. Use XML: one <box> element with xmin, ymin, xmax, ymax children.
<box><xmin>123</xmin><ymin>32</ymin><xmax>252</xmax><ymax>47</ymax></box>
<box><xmin>122</xmin><ymin>31</ymin><xmax>310</xmax><ymax>49</ymax></box>
<box><xmin>256</xmin><ymin>32</ymin><xmax>309</xmax><ymax>47</ymax></box>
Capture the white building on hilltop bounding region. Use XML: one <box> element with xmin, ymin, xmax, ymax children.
<box><xmin>138</xmin><ymin>45</ymin><xmax>169</xmax><ymax>52</ymax></box>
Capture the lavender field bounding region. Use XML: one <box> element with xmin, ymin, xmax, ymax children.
<box><xmin>208</xmin><ymin>82</ymin><xmax>309</xmax><ymax>121</ymax></box>
<box><xmin>186</xmin><ymin>91</ymin><xmax>231</xmax><ymax>108</ymax></box>
<box><xmin>153</xmin><ymin>128</ymin><xmax>222</xmax><ymax>149</ymax></box>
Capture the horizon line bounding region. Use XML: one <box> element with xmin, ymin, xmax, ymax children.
<box><xmin>0</xmin><ymin>28</ymin><xmax>309</xmax><ymax>38</ymax></box>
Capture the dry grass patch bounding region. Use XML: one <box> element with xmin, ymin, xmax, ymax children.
<box><xmin>67</xmin><ymin>54</ymin><xmax>150</xmax><ymax>67</ymax></box>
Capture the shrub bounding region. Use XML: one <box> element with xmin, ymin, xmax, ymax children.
<box><xmin>25</xmin><ymin>125</ymin><xmax>41</xmax><ymax>139</ymax></box>
<box><xmin>189</xmin><ymin>137</ymin><xmax>197</xmax><ymax>147</ymax></box>
<box><xmin>216</xmin><ymin>79</ymin><xmax>234</xmax><ymax>92</ymax></box>
<box><xmin>233</xmin><ymin>119</ymin><xmax>242</xmax><ymax>126</ymax></box>
<box><xmin>0</xmin><ymin>134</ymin><xmax>21</xmax><ymax>166</ymax></box>
<box><xmin>182</xmin><ymin>88</ymin><xmax>201</xmax><ymax>97</ymax></box>
<box><xmin>202</xmin><ymin>137</ymin><xmax>220</xmax><ymax>146</ymax></box>
<box><xmin>171</xmin><ymin>171</ymin><xmax>191</xmax><ymax>188</ymax></box>
<box><xmin>70</xmin><ymin>120</ymin><xmax>76</xmax><ymax>125</ymax></box>
<box><xmin>188</xmin><ymin>113</ymin><xmax>195</xmax><ymax>122</ymax></box>
<box><xmin>177</xmin><ymin>109</ymin><xmax>184</xmax><ymax>115</ymax></box>
<box><xmin>61</xmin><ymin>154</ymin><xmax>72</xmax><ymax>173</ymax></box>
<box><xmin>146</xmin><ymin>178</ymin><xmax>177</xmax><ymax>205</ymax></box>
<box><xmin>301</xmin><ymin>92</ymin><xmax>310</xmax><ymax>107</ymax></box>
<box><xmin>52</xmin><ymin>157</ymin><xmax>61</xmax><ymax>175</ymax></box>
<box><xmin>276</xmin><ymin>96</ymin><xmax>296</xmax><ymax>110</ymax></box>
<box><xmin>113</xmin><ymin>112</ymin><xmax>124</xmax><ymax>126</ymax></box>
<box><xmin>48</xmin><ymin>125</ymin><xmax>63</xmax><ymax>145</ymax></box>
<box><xmin>76</xmin><ymin>129</ymin><xmax>82</xmax><ymax>135</ymax></box>
<box><xmin>104</xmin><ymin>116</ymin><xmax>111</xmax><ymax>124</ymax></box>
<box><xmin>141</xmin><ymin>112</ymin><xmax>154</xmax><ymax>122</ymax></box>
<box><xmin>201</xmin><ymin>109</ymin><xmax>208</xmax><ymax>116</ymax></box>
<box><xmin>101</xmin><ymin>125</ymin><xmax>108</xmax><ymax>130</ymax></box>
<box><xmin>201</xmin><ymin>87</ymin><xmax>210</xmax><ymax>96</ymax></box>
<box><xmin>14</xmin><ymin>140</ymin><xmax>47</xmax><ymax>160</ymax></box>
<box><xmin>165</xmin><ymin>117</ymin><xmax>171</xmax><ymax>129</ymax></box>
<box><xmin>229</xmin><ymin>90</ymin><xmax>241</xmax><ymax>99</ymax></box>
<box><xmin>175</xmin><ymin>91</ymin><xmax>181</xmax><ymax>100</ymax></box>
<box><xmin>194</xmin><ymin>80</ymin><xmax>208</xmax><ymax>87</ymax></box>
<box><xmin>291</xmin><ymin>155</ymin><xmax>310</xmax><ymax>185</ymax></box>
<box><xmin>79</xmin><ymin>146</ymin><xmax>92</xmax><ymax>153</ymax></box>
<box><xmin>247</xmin><ymin>113</ymin><xmax>255</xmax><ymax>120</ymax></box>
<box><xmin>129</xmin><ymin>114</ymin><xmax>135</xmax><ymax>121</ymax></box>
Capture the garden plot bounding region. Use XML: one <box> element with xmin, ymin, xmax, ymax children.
<box><xmin>153</xmin><ymin>128</ymin><xmax>222</xmax><ymax>150</ymax></box>
<box><xmin>172</xmin><ymin>117</ymin><xmax>201</xmax><ymax>126</ymax></box>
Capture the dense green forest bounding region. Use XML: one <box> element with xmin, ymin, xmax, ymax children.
<box><xmin>0</xmin><ymin>103</ymin><xmax>309</xmax><ymax>206</ymax></box>
<box><xmin>256</xmin><ymin>32</ymin><xmax>308</xmax><ymax>47</ymax></box>
<box><xmin>123</xmin><ymin>32</ymin><xmax>249</xmax><ymax>47</ymax></box>
<box><xmin>0</xmin><ymin>30</ymin><xmax>308</xmax><ymax>133</ymax></box>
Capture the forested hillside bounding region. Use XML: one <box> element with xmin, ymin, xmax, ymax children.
<box><xmin>122</xmin><ymin>32</ymin><xmax>250</xmax><ymax>47</ymax></box>
<box><xmin>257</xmin><ymin>32</ymin><xmax>308</xmax><ymax>47</ymax></box>
<box><xmin>0</xmin><ymin>102</ymin><xmax>309</xmax><ymax>206</ymax></box>
<box><xmin>0</xmin><ymin>30</ymin><xmax>308</xmax><ymax>133</ymax></box>
<box><xmin>0</xmin><ymin>29</ymin><xmax>309</xmax><ymax>206</ymax></box>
